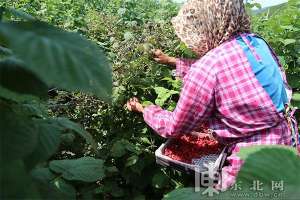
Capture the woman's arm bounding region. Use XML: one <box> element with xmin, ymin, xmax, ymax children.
<box><xmin>143</xmin><ymin>59</ymin><xmax>216</xmax><ymax>138</ymax></box>
<box><xmin>153</xmin><ymin>49</ymin><xmax>197</xmax><ymax>79</ymax></box>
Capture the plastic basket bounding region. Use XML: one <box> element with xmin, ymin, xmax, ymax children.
<box><xmin>155</xmin><ymin>138</ymin><xmax>224</xmax><ymax>174</ymax></box>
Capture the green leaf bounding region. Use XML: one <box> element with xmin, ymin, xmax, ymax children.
<box><xmin>52</xmin><ymin>178</ymin><xmax>77</xmax><ymax>199</ymax></box>
<box><xmin>287</xmin><ymin>73</ymin><xmax>300</xmax><ymax>88</ymax></box>
<box><xmin>0</xmin><ymin>21</ymin><xmax>112</xmax><ymax>101</ymax></box>
<box><xmin>292</xmin><ymin>92</ymin><xmax>300</xmax><ymax>108</ymax></box>
<box><xmin>281</xmin><ymin>39</ymin><xmax>296</xmax><ymax>46</ymax></box>
<box><xmin>4</xmin><ymin>7</ymin><xmax>36</xmax><ymax>21</ymax></box>
<box><xmin>278</xmin><ymin>56</ymin><xmax>287</xmax><ymax>67</ymax></box>
<box><xmin>0</xmin><ymin>85</ymin><xmax>38</xmax><ymax>102</ymax></box>
<box><xmin>142</xmin><ymin>100</ymin><xmax>153</xmax><ymax>107</ymax></box>
<box><xmin>0</xmin><ymin>160</ymin><xmax>39</xmax><ymax>199</ymax></box>
<box><xmin>130</xmin><ymin>157</ymin><xmax>147</xmax><ymax>175</ymax></box>
<box><xmin>111</xmin><ymin>140</ymin><xmax>127</xmax><ymax>157</ymax></box>
<box><xmin>236</xmin><ymin>146</ymin><xmax>300</xmax><ymax>199</ymax></box>
<box><xmin>31</xmin><ymin>167</ymin><xmax>56</xmax><ymax>183</ymax></box>
<box><xmin>98</xmin><ymin>180</ymin><xmax>125</xmax><ymax>197</ymax></box>
<box><xmin>125</xmin><ymin>155</ymin><xmax>139</xmax><ymax>167</ymax></box>
<box><xmin>237</xmin><ymin>145</ymin><xmax>297</xmax><ymax>160</ymax></box>
<box><xmin>105</xmin><ymin>166</ymin><xmax>119</xmax><ymax>174</ymax></box>
<box><xmin>61</xmin><ymin>133</ymin><xmax>76</xmax><ymax>144</ymax></box>
<box><xmin>55</xmin><ymin>118</ymin><xmax>96</xmax><ymax>150</ymax></box>
<box><xmin>31</xmin><ymin>167</ymin><xmax>76</xmax><ymax>199</ymax></box>
<box><xmin>152</xmin><ymin>171</ymin><xmax>169</xmax><ymax>189</ymax></box>
<box><xmin>24</xmin><ymin>119</ymin><xmax>62</xmax><ymax>169</ymax></box>
<box><xmin>0</xmin><ymin>7</ymin><xmax>4</xmax><ymax>21</ymax></box>
<box><xmin>94</xmin><ymin>186</ymin><xmax>105</xmax><ymax>194</ymax></box>
<box><xmin>49</xmin><ymin>157</ymin><xmax>105</xmax><ymax>182</ymax></box>
<box><xmin>154</xmin><ymin>87</ymin><xmax>179</xmax><ymax>106</ymax></box>
<box><xmin>167</xmin><ymin>101</ymin><xmax>177</xmax><ymax>111</ymax></box>
<box><xmin>0</xmin><ymin>45</ymin><xmax>12</xmax><ymax>56</ymax></box>
<box><xmin>111</xmin><ymin>139</ymin><xmax>138</xmax><ymax>158</ymax></box>
<box><xmin>140</xmin><ymin>137</ymin><xmax>151</xmax><ymax>145</ymax></box>
<box><xmin>162</xmin><ymin>77</ymin><xmax>182</xmax><ymax>90</ymax></box>
<box><xmin>0</xmin><ymin>102</ymin><xmax>38</xmax><ymax>162</ymax></box>
<box><xmin>163</xmin><ymin>188</ymin><xmax>202</xmax><ymax>200</ymax></box>
<box><xmin>21</xmin><ymin>100</ymin><xmax>48</xmax><ymax>118</ymax></box>
<box><xmin>280</xmin><ymin>25</ymin><xmax>300</xmax><ymax>31</ymax></box>
<box><xmin>0</xmin><ymin>58</ymin><xmax>48</xmax><ymax>98</ymax></box>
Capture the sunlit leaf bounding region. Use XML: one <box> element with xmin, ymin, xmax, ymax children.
<box><xmin>0</xmin><ymin>21</ymin><xmax>112</xmax><ymax>101</ymax></box>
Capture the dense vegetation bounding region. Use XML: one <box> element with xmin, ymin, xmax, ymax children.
<box><xmin>1</xmin><ymin>0</ymin><xmax>299</xmax><ymax>199</ymax></box>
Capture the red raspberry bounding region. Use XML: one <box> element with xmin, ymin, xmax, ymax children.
<box><xmin>163</xmin><ymin>127</ymin><xmax>223</xmax><ymax>164</ymax></box>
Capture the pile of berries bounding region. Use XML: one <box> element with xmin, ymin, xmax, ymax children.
<box><xmin>163</xmin><ymin>129</ymin><xmax>223</xmax><ymax>164</ymax></box>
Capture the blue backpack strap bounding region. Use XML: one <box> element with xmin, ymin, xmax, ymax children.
<box><xmin>252</xmin><ymin>34</ymin><xmax>293</xmax><ymax>103</ymax></box>
<box><xmin>236</xmin><ymin>34</ymin><xmax>288</xmax><ymax>112</ymax></box>
<box><xmin>251</xmin><ymin>35</ymin><xmax>299</xmax><ymax>151</ymax></box>
<box><xmin>237</xmin><ymin>34</ymin><xmax>299</xmax><ymax>151</ymax></box>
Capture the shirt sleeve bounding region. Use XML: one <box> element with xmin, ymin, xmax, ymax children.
<box><xmin>175</xmin><ymin>58</ymin><xmax>197</xmax><ymax>79</ymax></box>
<box><xmin>143</xmin><ymin>58</ymin><xmax>217</xmax><ymax>138</ymax></box>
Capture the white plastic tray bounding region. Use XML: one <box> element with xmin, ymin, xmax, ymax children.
<box><xmin>155</xmin><ymin>139</ymin><xmax>222</xmax><ymax>174</ymax></box>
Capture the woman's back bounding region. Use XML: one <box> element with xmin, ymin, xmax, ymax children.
<box><xmin>199</xmin><ymin>34</ymin><xmax>291</xmax><ymax>138</ymax></box>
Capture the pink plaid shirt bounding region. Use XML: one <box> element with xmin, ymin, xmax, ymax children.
<box><xmin>143</xmin><ymin>33</ymin><xmax>292</xmax><ymax>190</ymax></box>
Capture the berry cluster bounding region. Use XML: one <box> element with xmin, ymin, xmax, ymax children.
<box><xmin>163</xmin><ymin>128</ymin><xmax>222</xmax><ymax>164</ymax></box>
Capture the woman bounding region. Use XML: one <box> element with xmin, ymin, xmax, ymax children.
<box><xmin>127</xmin><ymin>0</ymin><xmax>298</xmax><ymax>190</ymax></box>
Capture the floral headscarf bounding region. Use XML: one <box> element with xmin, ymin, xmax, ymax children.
<box><xmin>171</xmin><ymin>0</ymin><xmax>251</xmax><ymax>57</ymax></box>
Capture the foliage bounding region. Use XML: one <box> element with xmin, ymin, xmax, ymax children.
<box><xmin>1</xmin><ymin>1</ymin><xmax>192</xmax><ymax>199</ymax></box>
<box><xmin>0</xmin><ymin>21</ymin><xmax>111</xmax><ymax>99</ymax></box>
<box><xmin>0</xmin><ymin>7</ymin><xmax>111</xmax><ymax>199</ymax></box>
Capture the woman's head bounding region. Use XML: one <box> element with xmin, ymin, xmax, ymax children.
<box><xmin>172</xmin><ymin>0</ymin><xmax>251</xmax><ymax>57</ymax></box>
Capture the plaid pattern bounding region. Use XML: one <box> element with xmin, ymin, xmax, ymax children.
<box><xmin>175</xmin><ymin>58</ymin><xmax>197</xmax><ymax>79</ymax></box>
<box><xmin>143</xmin><ymin>33</ymin><xmax>293</xmax><ymax>190</ymax></box>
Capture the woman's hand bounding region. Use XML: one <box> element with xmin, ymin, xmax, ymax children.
<box><xmin>153</xmin><ymin>49</ymin><xmax>176</xmax><ymax>67</ymax></box>
<box><xmin>126</xmin><ymin>97</ymin><xmax>144</xmax><ymax>113</ymax></box>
